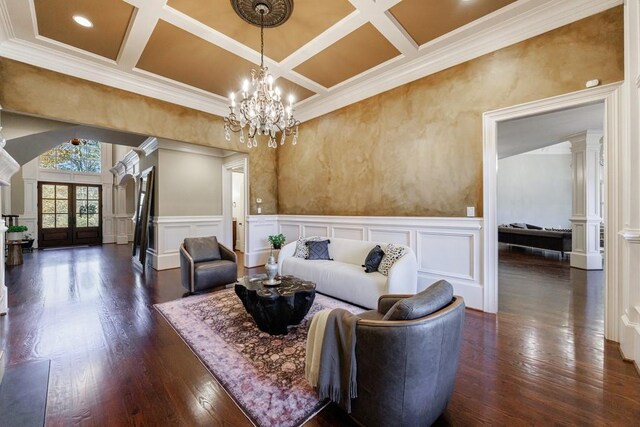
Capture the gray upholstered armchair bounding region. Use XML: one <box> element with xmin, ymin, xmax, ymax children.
<box><xmin>179</xmin><ymin>236</ymin><xmax>237</xmax><ymax>294</ymax></box>
<box><xmin>350</xmin><ymin>280</ymin><xmax>465</xmax><ymax>427</ymax></box>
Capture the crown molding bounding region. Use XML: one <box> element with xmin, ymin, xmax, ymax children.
<box><xmin>297</xmin><ymin>0</ymin><xmax>623</xmax><ymax>122</ymax></box>
<box><xmin>0</xmin><ymin>38</ymin><xmax>230</xmax><ymax>117</ymax></box>
<box><xmin>0</xmin><ymin>147</ymin><xmax>19</xmax><ymax>186</ymax></box>
<box><xmin>139</xmin><ymin>137</ymin><xmax>158</xmax><ymax>156</ymax></box>
<box><xmin>0</xmin><ymin>0</ymin><xmax>623</xmax><ymax>125</ymax></box>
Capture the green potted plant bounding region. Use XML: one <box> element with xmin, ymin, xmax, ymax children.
<box><xmin>7</xmin><ymin>225</ymin><xmax>27</xmax><ymax>242</ymax></box>
<box><xmin>268</xmin><ymin>233</ymin><xmax>286</xmax><ymax>250</ymax></box>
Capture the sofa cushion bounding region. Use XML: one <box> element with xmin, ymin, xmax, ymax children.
<box><xmin>362</xmin><ymin>245</ymin><xmax>384</xmax><ymax>273</ymax></box>
<box><xmin>281</xmin><ymin>257</ymin><xmax>386</xmax><ymax>309</ymax></box>
<box><xmin>193</xmin><ymin>259</ymin><xmax>237</xmax><ymax>291</ymax></box>
<box><xmin>378</xmin><ymin>244</ymin><xmax>407</xmax><ymax>276</ymax></box>
<box><xmin>307</xmin><ymin>240</ymin><xmax>332</xmax><ymax>260</ymax></box>
<box><xmin>525</xmin><ymin>223</ymin><xmax>543</xmax><ymax>230</ymax></box>
<box><xmin>382</xmin><ymin>280</ymin><xmax>453</xmax><ymax>321</ymax></box>
<box><xmin>185</xmin><ymin>236</ymin><xmax>221</xmax><ymax>263</ymax></box>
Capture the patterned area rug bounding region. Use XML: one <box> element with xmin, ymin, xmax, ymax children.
<box><xmin>155</xmin><ymin>288</ymin><xmax>365</xmax><ymax>427</ymax></box>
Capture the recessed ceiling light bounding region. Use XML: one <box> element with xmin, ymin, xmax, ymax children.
<box><xmin>73</xmin><ymin>15</ymin><xmax>93</xmax><ymax>28</ymax></box>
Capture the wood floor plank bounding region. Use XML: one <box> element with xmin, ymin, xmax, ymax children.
<box><xmin>0</xmin><ymin>244</ymin><xmax>638</xmax><ymax>426</ymax></box>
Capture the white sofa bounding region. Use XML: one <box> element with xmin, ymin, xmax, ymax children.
<box><xmin>277</xmin><ymin>237</ymin><xmax>418</xmax><ymax>309</ymax></box>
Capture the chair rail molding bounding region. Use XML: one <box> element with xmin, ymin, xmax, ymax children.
<box><xmin>483</xmin><ymin>83</ymin><xmax>623</xmax><ymax>342</ymax></box>
<box><xmin>245</xmin><ymin>214</ymin><xmax>484</xmax><ymax>310</ymax></box>
<box><xmin>149</xmin><ymin>215</ymin><xmax>225</xmax><ymax>270</ymax></box>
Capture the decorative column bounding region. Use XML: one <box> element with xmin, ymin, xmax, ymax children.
<box><xmin>0</xmin><ymin>108</ymin><xmax>21</xmax><ymax>315</ymax></box>
<box><xmin>619</xmin><ymin>0</ymin><xmax>640</xmax><ymax>370</ymax></box>
<box><xmin>569</xmin><ymin>131</ymin><xmax>603</xmax><ymax>270</ymax></box>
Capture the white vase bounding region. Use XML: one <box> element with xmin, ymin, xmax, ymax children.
<box><xmin>6</xmin><ymin>232</ymin><xmax>23</xmax><ymax>241</ymax></box>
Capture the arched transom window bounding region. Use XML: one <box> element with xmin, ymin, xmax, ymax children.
<box><xmin>40</xmin><ymin>140</ymin><xmax>101</xmax><ymax>173</ymax></box>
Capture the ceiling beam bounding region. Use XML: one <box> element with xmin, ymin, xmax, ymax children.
<box><xmin>117</xmin><ymin>0</ymin><xmax>165</xmax><ymax>70</ymax></box>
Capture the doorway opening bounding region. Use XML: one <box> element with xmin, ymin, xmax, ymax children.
<box><xmin>223</xmin><ymin>156</ymin><xmax>249</xmax><ymax>269</ymax></box>
<box><xmin>483</xmin><ymin>83</ymin><xmax>621</xmax><ymax>340</ymax></box>
<box><xmin>232</xmin><ymin>169</ymin><xmax>246</xmax><ymax>253</ymax></box>
<box><xmin>495</xmin><ymin>102</ymin><xmax>605</xmax><ymax>325</ymax></box>
<box><xmin>38</xmin><ymin>182</ymin><xmax>102</xmax><ymax>248</ymax></box>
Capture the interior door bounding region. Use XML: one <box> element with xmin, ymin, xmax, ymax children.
<box><xmin>38</xmin><ymin>182</ymin><xmax>102</xmax><ymax>248</ymax></box>
<box><xmin>72</xmin><ymin>185</ymin><xmax>102</xmax><ymax>246</ymax></box>
<box><xmin>39</xmin><ymin>183</ymin><xmax>72</xmax><ymax>248</ymax></box>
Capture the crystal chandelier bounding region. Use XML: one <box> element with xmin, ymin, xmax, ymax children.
<box><xmin>224</xmin><ymin>1</ymin><xmax>300</xmax><ymax>149</ymax></box>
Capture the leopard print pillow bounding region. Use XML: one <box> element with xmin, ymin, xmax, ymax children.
<box><xmin>378</xmin><ymin>243</ymin><xmax>407</xmax><ymax>276</ymax></box>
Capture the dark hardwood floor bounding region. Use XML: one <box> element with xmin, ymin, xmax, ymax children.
<box><xmin>1</xmin><ymin>244</ymin><xmax>639</xmax><ymax>425</ymax></box>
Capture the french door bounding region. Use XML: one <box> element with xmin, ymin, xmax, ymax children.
<box><xmin>38</xmin><ymin>182</ymin><xmax>102</xmax><ymax>248</ymax></box>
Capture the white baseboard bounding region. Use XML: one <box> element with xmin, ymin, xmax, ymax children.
<box><xmin>116</xmin><ymin>235</ymin><xmax>129</xmax><ymax>245</ymax></box>
<box><xmin>620</xmin><ymin>312</ymin><xmax>640</xmax><ymax>373</ymax></box>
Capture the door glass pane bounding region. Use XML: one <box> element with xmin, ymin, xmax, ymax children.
<box><xmin>87</xmin><ymin>200</ymin><xmax>99</xmax><ymax>215</ymax></box>
<box><xmin>88</xmin><ymin>214</ymin><xmax>99</xmax><ymax>227</ymax></box>
<box><xmin>87</xmin><ymin>187</ymin><xmax>99</xmax><ymax>200</ymax></box>
<box><xmin>76</xmin><ymin>186</ymin><xmax>88</xmax><ymax>199</ymax></box>
<box><xmin>42</xmin><ymin>185</ymin><xmax>55</xmax><ymax>199</ymax></box>
<box><xmin>76</xmin><ymin>215</ymin><xmax>88</xmax><ymax>228</ymax></box>
<box><xmin>76</xmin><ymin>200</ymin><xmax>88</xmax><ymax>214</ymax></box>
<box><xmin>56</xmin><ymin>214</ymin><xmax>68</xmax><ymax>228</ymax></box>
<box><xmin>56</xmin><ymin>185</ymin><xmax>68</xmax><ymax>199</ymax></box>
<box><xmin>42</xmin><ymin>214</ymin><xmax>56</xmax><ymax>228</ymax></box>
<box><xmin>42</xmin><ymin>199</ymin><xmax>55</xmax><ymax>213</ymax></box>
<box><xmin>56</xmin><ymin>199</ymin><xmax>68</xmax><ymax>214</ymax></box>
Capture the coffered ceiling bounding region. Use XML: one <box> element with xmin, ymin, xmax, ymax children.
<box><xmin>0</xmin><ymin>0</ymin><xmax>621</xmax><ymax>122</ymax></box>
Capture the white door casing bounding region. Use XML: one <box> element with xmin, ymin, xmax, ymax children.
<box><xmin>483</xmin><ymin>83</ymin><xmax>622</xmax><ymax>341</ymax></box>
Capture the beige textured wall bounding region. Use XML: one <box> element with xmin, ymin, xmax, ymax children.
<box><xmin>157</xmin><ymin>149</ymin><xmax>223</xmax><ymax>216</ymax></box>
<box><xmin>0</xmin><ymin>58</ymin><xmax>276</xmax><ymax>215</ymax></box>
<box><xmin>278</xmin><ymin>7</ymin><xmax>624</xmax><ymax>217</ymax></box>
<box><xmin>249</xmin><ymin>144</ymin><xmax>278</xmax><ymax>215</ymax></box>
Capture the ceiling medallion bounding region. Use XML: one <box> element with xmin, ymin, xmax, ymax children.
<box><xmin>224</xmin><ymin>1</ymin><xmax>300</xmax><ymax>149</ymax></box>
<box><xmin>230</xmin><ymin>0</ymin><xmax>293</xmax><ymax>28</ymax></box>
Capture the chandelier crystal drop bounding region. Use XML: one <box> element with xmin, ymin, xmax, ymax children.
<box><xmin>224</xmin><ymin>1</ymin><xmax>300</xmax><ymax>149</ymax></box>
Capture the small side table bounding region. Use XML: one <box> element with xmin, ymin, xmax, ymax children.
<box><xmin>7</xmin><ymin>241</ymin><xmax>23</xmax><ymax>266</ymax></box>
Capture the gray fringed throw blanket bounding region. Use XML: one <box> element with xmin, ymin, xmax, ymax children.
<box><xmin>308</xmin><ymin>308</ymin><xmax>359</xmax><ymax>413</ymax></box>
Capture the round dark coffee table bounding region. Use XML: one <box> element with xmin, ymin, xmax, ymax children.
<box><xmin>234</xmin><ymin>275</ymin><xmax>316</xmax><ymax>335</ymax></box>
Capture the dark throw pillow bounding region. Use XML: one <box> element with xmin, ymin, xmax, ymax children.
<box><xmin>306</xmin><ymin>240</ymin><xmax>332</xmax><ymax>260</ymax></box>
<box><xmin>382</xmin><ymin>280</ymin><xmax>454</xmax><ymax>321</ymax></box>
<box><xmin>525</xmin><ymin>224</ymin><xmax>543</xmax><ymax>230</ymax></box>
<box><xmin>362</xmin><ymin>245</ymin><xmax>384</xmax><ymax>273</ymax></box>
<box><xmin>510</xmin><ymin>222</ymin><xmax>527</xmax><ymax>229</ymax></box>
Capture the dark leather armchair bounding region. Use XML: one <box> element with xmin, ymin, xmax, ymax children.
<box><xmin>350</xmin><ymin>280</ymin><xmax>465</xmax><ymax>427</ymax></box>
<box><xmin>179</xmin><ymin>236</ymin><xmax>237</xmax><ymax>294</ymax></box>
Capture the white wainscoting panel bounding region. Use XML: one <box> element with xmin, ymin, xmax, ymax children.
<box><xmin>245</xmin><ymin>215</ymin><xmax>278</xmax><ymax>267</ymax></box>
<box><xmin>332</xmin><ymin>226</ymin><xmax>365</xmax><ymax>241</ymax></box>
<box><xmin>245</xmin><ymin>215</ymin><xmax>484</xmax><ymax>309</ymax></box>
<box><xmin>103</xmin><ymin>214</ymin><xmax>115</xmax><ymax>244</ymax></box>
<box><xmin>303</xmin><ymin>225</ymin><xmax>330</xmax><ymax>237</ymax></box>
<box><xmin>368</xmin><ymin>228</ymin><xmax>413</xmax><ymax>247</ymax></box>
<box><xmin>150</xmin><ymin>216</ymin><xmax>224</xmax><ymax>270</ymax></box>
